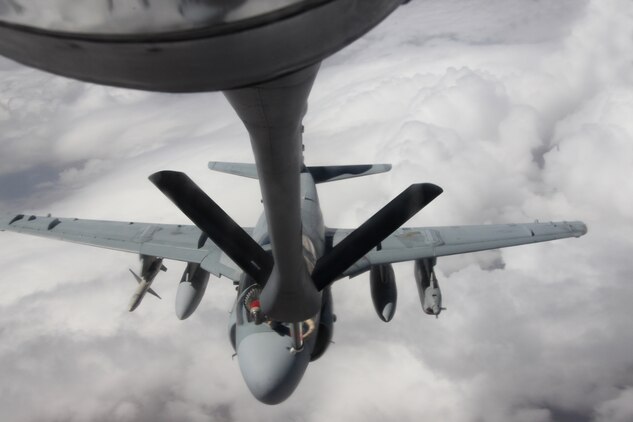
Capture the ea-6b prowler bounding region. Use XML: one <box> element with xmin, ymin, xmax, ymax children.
<box><xmin>0</xmin><ymin>0</ymin><xmax>587</xmax><ymax>405</ymax></box>
<box><xmin>1</xmin><ymin>162</ymin><xmax>586</xmax><ymax>403</ymax></box>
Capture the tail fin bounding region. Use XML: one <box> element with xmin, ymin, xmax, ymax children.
<box><xmin>208</xmin><ymin>161</ymin><xmax>391</xmax><ymax>183</ymax></box>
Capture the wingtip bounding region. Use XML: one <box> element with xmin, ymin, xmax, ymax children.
<box><xmin>573</xmin><ymin>221</ymin><xmax>588</xmax><ymax>237</ymax></box>
<box><xmin>148</xmin><ymin>171</ymin><xmax>163</xmax><ymax>184</ymax></box>
<box><xmin>148</xmin><ymin>170</ymin><xmax>184</xmax><ymax>185</ymax></box>
<box><xmin>416</xmin><ymin>183</ymin><xmax>443</xmax><ymax>199</ymax></box>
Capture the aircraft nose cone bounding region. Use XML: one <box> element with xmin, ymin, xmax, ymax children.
<box><xmin>237</xmin><ymin>331</ymin><xmax>311</xmax><ymax>404</ymax></box>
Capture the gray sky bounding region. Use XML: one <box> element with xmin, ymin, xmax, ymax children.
<box><xmin>1</xmin><ymin>0</ymin><xmax>633</xmax><ymax>421</ymax></box>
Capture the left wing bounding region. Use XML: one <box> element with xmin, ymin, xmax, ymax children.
<box><xmin>0</xmin><ymin>214</ymin><xmax>245</xmax><ymax>281</ymax></box>
<box><xmin>329</xmin><ymin>221</ymin><xmax>587</xmax><ymax>278</ymax></box>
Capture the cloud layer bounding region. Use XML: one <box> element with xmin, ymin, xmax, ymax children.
<box><xmin>2</xmin><ymin>1</ymin><xmax>633</xmax><ymax>421</ymax></box>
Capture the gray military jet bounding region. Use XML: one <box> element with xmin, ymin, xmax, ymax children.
<box><xmin>0</xmin><ymin>0</ymin><xmax>587</xmax><ymax>405</ymax></box>
<box><xmin>1</xmin><ymin>161</ymin><xmax>586</xmax><ymax>404</ymax></box>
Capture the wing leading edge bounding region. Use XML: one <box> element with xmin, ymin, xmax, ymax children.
<box><xmin>330</xmin><ymin>221</ymin><xmax>588</xmax><ymax>278</ymax></box>
<box><xmin>0</xmin><ymin>214</ymin><xmax>245</xmax><ymax>282</ymax></box>
<box><xmin>2</xmin><ymin>215</ymin><xmax>587</xmax><ymax>283</ymax></box>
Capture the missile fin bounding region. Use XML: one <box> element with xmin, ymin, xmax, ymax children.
<box><xmin>148</xmin><ymin>288</ymin><xmax>162</xmax><ymax>300</ymax></box>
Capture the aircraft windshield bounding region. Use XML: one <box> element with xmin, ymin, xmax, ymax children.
<box><xmin>0</xmin><ymin>0</ymin><xmax>328</xmax><ymax>35</ymax></box>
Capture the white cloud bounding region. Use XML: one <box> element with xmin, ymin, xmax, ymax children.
<box><xmin>2</xmin><ymin>0</ymin><xmax>633</xmax><ymax>421</ymax></box>
<box><xmin>595</xmin><ymin>388</ymin><xmax>633</xmax><ymax>422</ymax></box>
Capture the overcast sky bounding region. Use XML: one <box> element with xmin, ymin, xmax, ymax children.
<box><xmin>1</xmin><ymin>0</ymin><xmax>633</xmax><ymax>421</ymax></box>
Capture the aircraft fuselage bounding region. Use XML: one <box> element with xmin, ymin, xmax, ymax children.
<box><xmin>228</xmin><ymin>171</ymin><xmax>329</xmax><ymax>404</ymax></box>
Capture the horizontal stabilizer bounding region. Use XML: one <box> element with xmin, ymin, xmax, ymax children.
<box><xmin>209</xmin><ymin>161</ymin><xmax>391</xmax><ymax>183</ymax></box>
<box><xmin>208</xmin><ymin>162</ymin><xmax>259</xmax><ymax>179</ymax></box>
<box><xmin>308</xmin><ymin>164</ymin><xmax>391</xmax><ymax>183</ymax></box>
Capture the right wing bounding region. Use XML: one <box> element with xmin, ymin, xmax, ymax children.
<box><xmin>0</xmin><ymin>214</ymin><xmax>246</xmax><ymax>282</ymax></box>
<box><xmin>331</xmin><ymin>221</ymin><xmax>588</xmax><ymax>278</ymax></box>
